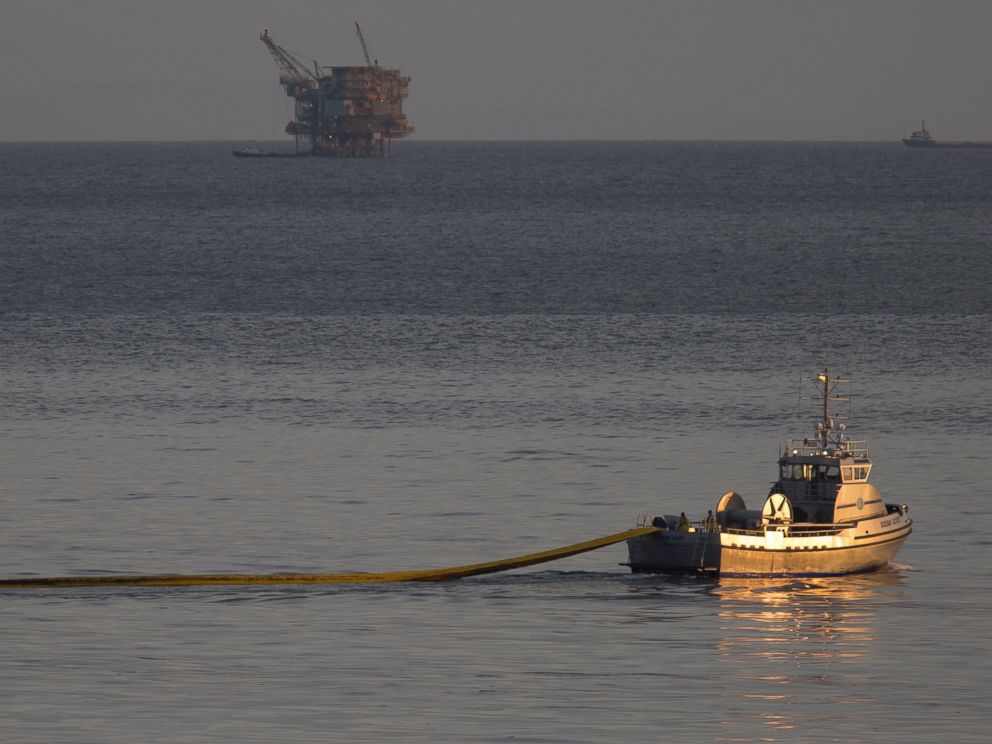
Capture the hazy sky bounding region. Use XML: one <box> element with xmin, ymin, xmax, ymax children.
<box><xmin>2</xmin><ymin>0</ymin><xmax>991</xmax><ymax>141</ymax></box>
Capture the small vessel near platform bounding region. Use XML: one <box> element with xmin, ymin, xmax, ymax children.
<box><xmin>627</xmin><ymin>369</ymin><xmax>912</xmax><ymax>577</ymax></box>
<box><xmin>902</xmin><ymin>120</ymin><xmax>992</xmax><ymax>148</ymax></box>
<box><xmin>232</xmin><ymin>145</ymin><xmax>300</xmax><ymax>158</ymax></box>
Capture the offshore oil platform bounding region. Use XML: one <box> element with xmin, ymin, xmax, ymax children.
<box><xmin>241</xmin><ymin>24</ymin><xmax>413</xmax><ymax>157</ymax></box>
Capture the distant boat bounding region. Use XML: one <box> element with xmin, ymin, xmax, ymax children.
<box><xmin>902</xmin><ymin>120</ymin><xmax>992</xmax><ymax>148</ymax></box>
<box><xmin>232</xmin><ymin>145</ymin><xmax>300</xmax><ymax>158</ymax></box>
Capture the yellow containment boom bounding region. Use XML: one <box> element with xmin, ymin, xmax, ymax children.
<box><xmin>0</xmin><ymin>526</ymin><xmax>659</xmax><ymax>589</ymax></box>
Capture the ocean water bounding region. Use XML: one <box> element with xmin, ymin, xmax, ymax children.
<box><xmin>1</xmin><ymin>141</ymin><xmax>990</xmax><ymax>742</ymax></box>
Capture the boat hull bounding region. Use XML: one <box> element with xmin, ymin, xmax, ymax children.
<box><xmin>627</xmin><ymin>510</ymin><xmax>912</xmax><ymax>577</ymax></box>
<box><xmin>232</xmin><ymin>149</ymin><xmax>300</xmax><ymax>158</ymax></box>
<box><xmin>626</xmin><ymin>528</ymin><xmax>721</xmax><ymax>573</ymax></box>
<box><xmin>718</xmin><ymin>524</ymin><xmax>911</xmax><ymax>577</ymax></box>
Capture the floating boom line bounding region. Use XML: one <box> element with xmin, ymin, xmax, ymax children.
<box><xmin>0</xmin><ymin>527</ymin><xmax>659</xmax><ymax>589</ymax></box>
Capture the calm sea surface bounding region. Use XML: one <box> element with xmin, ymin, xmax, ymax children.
<box><xmin>1</xmin><ymin>141</ymin><xmax>990</xmax><ymax>742</ymax></box>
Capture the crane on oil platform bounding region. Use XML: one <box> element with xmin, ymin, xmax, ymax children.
<box><xmin>354</xmin><ymin>22</ymin><xmax>376</xmax><ymax>67</ymax></box>
<box><xmin>258</xmin><ymin>28</ymin><xmax>322</xmax><ymax>151</ymax></box>
<box><xmin>259</xmin><ymin>29</ymin><xmax>317</xmax><ymax>96</ymax></box>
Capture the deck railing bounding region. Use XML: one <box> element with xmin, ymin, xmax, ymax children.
<box><xmin>781</xmin><ymin>438</ymin><xmax>869</xmax><ymax>458</ymax></box>
<box><xmin>722</xmin><ymin>523</ymin><xmax>849</xmax><ymax>538</ymax></box>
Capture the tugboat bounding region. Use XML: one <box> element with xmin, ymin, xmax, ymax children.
<box><xmin>902</xmin><ymin>120</ymin><xmax>937</xmax><ymax>147</ymax></box>
<box><xmin>902</xmin><ymin>120</ymin><xmax>992</xmax><ymax>148</ymax></box>
<box><xmin>627</xmin><ymin>369</ymin><xmax>912</xmax><ymax>576</ymax></box>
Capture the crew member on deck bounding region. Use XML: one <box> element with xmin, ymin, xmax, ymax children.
<box><xmin>677</xmin><ymin>512</ymin><xmax>691</xmax><ymax>531</ymax></box>
<box><xmin>703</xmin><ymin>510</ymin><xmax>717</xmax><ymax>532</ymax></box>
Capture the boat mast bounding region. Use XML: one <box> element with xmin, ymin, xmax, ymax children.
<box><xmin>801</xmin><ymin>368</ymin><xmax>852</xmax><ymax>452</ymax></box>
<box><xmin>814</xmin><ymin>370</ymin><xmax>829</xmax><ymax>450</ymax></box>
<box><xmin>790</xmin><ymin>367</ymin><xmax>867</xmax><ymax>459</ymax></box>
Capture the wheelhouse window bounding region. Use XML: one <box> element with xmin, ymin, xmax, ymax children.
<box><xmin>841</xmin><ymin>464</ymin><xmax>871</xmax><ymax>482</ymax></box>
<box><xmin>781</xmin><ymin>463</ymin><xmax>803</xmax><ymax>480</ymax></box>
<box><xmin>780</xmin><ymin>463</ymin><xmax>840</xmax><ymax>481</ymax></box>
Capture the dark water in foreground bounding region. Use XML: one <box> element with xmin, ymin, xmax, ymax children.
<box><xmin>1</xmin><ymin>142</ymin><xmax>990</xmax><ymax>742</ymax></box>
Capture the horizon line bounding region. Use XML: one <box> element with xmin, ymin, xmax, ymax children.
<box><xmin>0</xmin><ymin>137</ymin><xmax>907</xmax><ymax>145</ymax></box>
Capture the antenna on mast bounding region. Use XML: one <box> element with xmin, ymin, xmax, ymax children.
<box><xmin>799</xmin><ymin>367</ymin><xmax>853</xmax><ymax>452</ymax></box>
